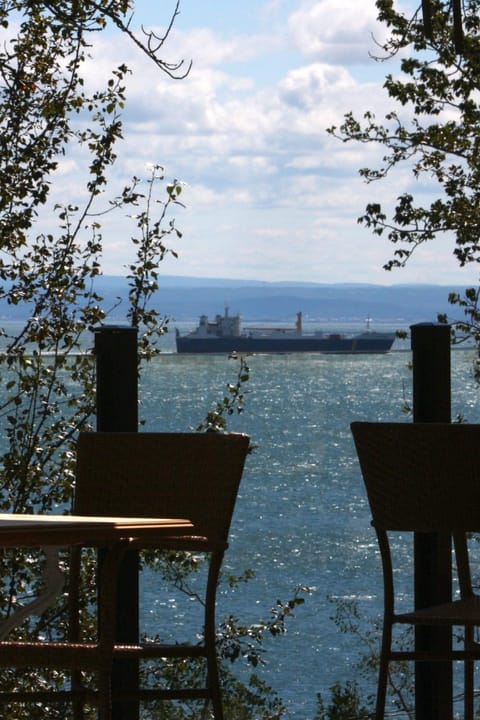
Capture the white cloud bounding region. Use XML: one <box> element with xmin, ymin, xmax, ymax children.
<box><xmin>167</xmin><ymin>26</ymin><xmax>282</xmax><ymax>68</ymax></box>
<box><xmin>279</xmin><ymin>63</ymin><xmax>355</xmax><ymax>111</ymax></box>
<box><xmin>289</xmin><ymin>0</ymin><xmax>388</xmax><ymax>64</ymax></box>
<box><xmin>30</xmin><ymin>1</ymin><xmax>480</xmax><ymax>286</ymax></box>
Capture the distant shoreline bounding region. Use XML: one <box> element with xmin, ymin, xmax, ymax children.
<box><xmin>0</xmin><ymin>277</ymin><xmax>473</xmax><ymax>324</ymax></box>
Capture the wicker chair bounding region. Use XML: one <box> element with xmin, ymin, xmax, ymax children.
<box><xmin>351</xmin><ymin>421</ymin><xmax>480</xmax><ymax>720</ymax></box>
<box><xmin>0</xmin><ymin>431</ymin><xmax>249</xmax><ymax>720</ymax></box>
<box><xmin>74</xmin><ymin>431</ymin><xmax>249</xmax><ymax>719</ymax></box>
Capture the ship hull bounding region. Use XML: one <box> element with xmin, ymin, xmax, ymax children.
<box><xmin>175</xmin><ymin>332</ymin><xmax>395</xmax><ymax>354</ymax></box>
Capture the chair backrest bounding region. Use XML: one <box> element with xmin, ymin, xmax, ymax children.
<box><xmin>75</xmin><ymin>432</ymin><xmax>250</xmax><ymax>543</ymax></box>
<box><xmin>351</xmin><ymin>422</ymin><xmax>480</xmax><ymax>532</ymax></box>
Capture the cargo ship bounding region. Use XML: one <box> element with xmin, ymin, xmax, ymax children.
<box><xmin>175</xmin><ymin>309</ymin><xmax>396</xmax><ymax>354</ymax></box>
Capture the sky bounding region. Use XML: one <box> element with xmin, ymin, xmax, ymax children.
<box><xmin>55</xmin><ymin>1</ymin><xmax>480</xmax><ymax>286</ymax></box>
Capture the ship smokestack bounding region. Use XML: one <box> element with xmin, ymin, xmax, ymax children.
<box><xmin>296</xmin><ymin>312</ymin><xmax>302</xmax><ymax>333</ymax></box>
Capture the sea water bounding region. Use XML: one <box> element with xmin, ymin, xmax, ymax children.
<box><xmin>136</xmin><ymin>325</ymin><xmax>480</xmax><ymax>719</ymax></box>
<box><xmin>2</xmin><ymin>320</ymin><xmax>479</xmax><ymax>718</ymax></box>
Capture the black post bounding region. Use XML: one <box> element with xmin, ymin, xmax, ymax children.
<box><xmin>95</xmin><ymin>326</ymin><xmax>138</xmax><ymax>432</ymax></box>
<box><xmin>411</xmin><ymin>323</ymin><xmax>452</xmax><ymax>720</ymax></box>
<box><xmin>94</xmin><ymin>326</ymin><xmax>139</xmax><ymax>720</ymax></box>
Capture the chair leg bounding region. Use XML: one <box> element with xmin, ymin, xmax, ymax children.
<box><xmin>376</xmin><ymin>622</ymin><xmax>392</xmax><ymax>720</ymax></box>
<box><xmin>464</xmin><ymin>625</ymin><xmax>474</xmax><ymax>720</ymax></box>
<box><xmin>204</xmin><ymin>552</ymin><xmax>224</xmax><ymax>720</ymax></box>
<box><xmin>96</xmin><ymin>540</ymin><xmax>131</xmax><ymax>720</ymax></box>
<box><xmin>97</xmin><ymin>669</ymin><xmax>112</xmax><ymax>720</ymax></box>
<box><xmin>211</xmin><ymin>693</ymin><xmax>224</xmax><ymax>720</ymax></box>
<box><xmin>72</xmin><ymin>696</ymin><xmax>84</xmax><ymax>720</ymax></box>
<box><xmin>71</xmin><ymin>669</ymin><xmax>84</xmax><ymax>720</ymax></box>
<box><xmin>207</xmin><ymin>658</ymin><xmax>224</xmax><ymax>720</ymax></box>
<box><xmin>204</xmin><ymin>617</ymin><xmax>223</xmax><ymax>720</ymax></box>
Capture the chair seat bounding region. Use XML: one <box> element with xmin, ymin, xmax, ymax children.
<box><xmin>395</xmin><ymin>594</ymin><xmax>480</xmax><ymax>626</ymax></box>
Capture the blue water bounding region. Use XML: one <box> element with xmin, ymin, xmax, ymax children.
<box><xmin>2</xmin><ymin>319</ymin><xmax>477</xmax><ymax>717</ymax></box>
<box><xmin>136</xmin><ymin>327</ymin><xmax>480</xmax><ymax>718</ymax></box>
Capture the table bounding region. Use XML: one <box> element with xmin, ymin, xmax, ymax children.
<box><xmin>0</xmin><ymin>513</ymin><xmax>194</xmax><ymax>717</ymax></box>
<box><xmin>0</xmin><ymin>512</ymin><xmax>193</xmax><ymax>639</ymax></box>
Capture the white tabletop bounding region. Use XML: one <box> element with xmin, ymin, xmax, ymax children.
<box><xmin>0</xmin><ymin>513</ymin><xmax>193</xmax><ymax>546</ymax></box>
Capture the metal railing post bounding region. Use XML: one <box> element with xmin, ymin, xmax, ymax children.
<box><xmin>94</xmin><ymin>326</ymin><xmax>139</xmax><ymax>720</ymax></box>
<box><xmin>411</xmin><ymin>322</ymin><xmax>452</xmax><ymax>720</ymax></box>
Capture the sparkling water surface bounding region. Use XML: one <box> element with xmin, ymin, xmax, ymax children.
<box><xmin>2</xmin><ymin>319</ymin><xmax>477</xmax><ymax>717</ymax></box>
<box><xmin>137</xmin><ymin>324</ymin><xmax>480</xmax><ymax>718</ymax></box>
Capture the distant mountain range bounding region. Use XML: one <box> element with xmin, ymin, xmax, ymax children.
<box><xmin>0</xmin><ymin>275</ymin><xmax>475</xmax><ymax>324</ymax></box>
